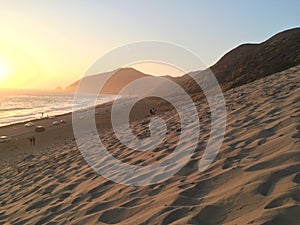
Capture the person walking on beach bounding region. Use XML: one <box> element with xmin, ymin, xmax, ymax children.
<box><xmin>28</xmin><ymin>136</ymin><xmax>36</xmax><ymax>146</ymax></box>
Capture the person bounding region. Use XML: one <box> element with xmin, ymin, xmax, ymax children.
<box><xmin>32</xmin><ymin>136</ymin><xmax>36</xmax><ymax>146</ymax></box>
<box><xmin>42</xmin><ymin>112</ymin><xmax>44</xmax><ymax>118</ymax></box>
<box><xmin>28</xmin><ymin>136</ymin><xmax>36</xmax><ymax>146</ymax></box>
<box><xmin>150</xmin><ymin>107</ymin><xmax>157</xmax><ymax>115</ymax></box>
<box><xmin>28</xmin><ymin>137</ymin><xmax>33</xmax><ymax>145</ymax></box>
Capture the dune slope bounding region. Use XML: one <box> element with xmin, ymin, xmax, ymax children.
<box><xmin>0</xmin><ymin>65</ymin><xmax>299</xmax><ymax>225</ymax></box>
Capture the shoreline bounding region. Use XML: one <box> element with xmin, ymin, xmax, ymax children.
<box><xmin>0</xmin><ymin>95</ymin><xmax>161</xmax><ymax>167</ymax></box>
<box><xmin>0</xmin><ymin>100</ymin><xmax>116</xmax><ymax>167</ymax></box>
<box><xmin>0</xmin><ymin>92</ymin><xmax>121</xmax><ymax>130</ymax></box>
<box><xmin>0</xmin><ymin>100</ymin><xmax>115</xmax><ymax>136</ymax></box>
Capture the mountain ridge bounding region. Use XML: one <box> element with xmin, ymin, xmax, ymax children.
<box><xmin>64</xmin><ymin>27</ymin><xmax>300</xmax><ymax>95</ymax></box>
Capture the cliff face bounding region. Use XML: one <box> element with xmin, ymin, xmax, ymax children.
<box><xmin>64</xmin><ymin>28</ymin><xmax>300</xmax><ymax>95</ymax></box>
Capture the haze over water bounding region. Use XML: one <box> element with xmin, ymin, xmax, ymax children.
<box><xmin>0</xmin><ymin>89</ymin><xmax>116</xmax><ymax>127</ymax></box>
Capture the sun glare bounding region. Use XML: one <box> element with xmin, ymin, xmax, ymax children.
<box><xmin>0</xmin><ymin>61</ymin><xmax>9</xmax><ymax>82</ymax></box>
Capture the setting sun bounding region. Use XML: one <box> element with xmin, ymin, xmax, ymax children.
<box><xmin>0</xmin><ymin>41</ymin><xmax>41</xmax><ymax>89</ymax></box>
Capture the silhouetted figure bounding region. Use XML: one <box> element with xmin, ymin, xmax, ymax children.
<box><xmin>28</xmin><ymin>137</ymin><xmax>33</xmax><ymax>145</ymax></box>
<box><xmin>28</xmin><ymin>136</ymin><xmax>36</xmax><ymax>146</ymax></box>
<box><xmin>150</xmin><ymin>108</ymin><xmax>157</xmax><ymax>115</ymax></box>
<box><xmin>32</xmin><ymin>136</ymin><xmax>36</xmax><ymax>146</ymax></box>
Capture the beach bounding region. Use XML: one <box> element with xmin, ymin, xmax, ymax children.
<box><xmin>0</xmin><ymin>65</ymin><xmax>299</xmax><ymax>224</ymax></box>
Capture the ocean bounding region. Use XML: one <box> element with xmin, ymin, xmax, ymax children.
<box><xmin>0</xmin><ymin>89</ymin><xmax>117</xmax><ymax>127</ymax></box>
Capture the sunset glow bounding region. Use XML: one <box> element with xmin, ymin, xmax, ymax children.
<box><xmin>130</xmin><ymin>62</ymin><xmax>185</xmax><ymax>76</ymax></box>
<box><xmin>0</xmin><ymin>60</ymin><xmax>9</xmax><ymax>83</ymax></box>
<box><xmin>0</xmin><ymin>41</ymin><xmax>41</xmax><ymax>89</ymax></box>
<box><xmin>0</xmin><ymin>1</ymin><xmax>298</xmax><ymax>90</ymax></box>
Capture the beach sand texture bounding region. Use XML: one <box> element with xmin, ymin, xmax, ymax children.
<box><xmin>0</xmin><ymin>65</ymin><xmax>299</xmax><ymax>225</ymax></box>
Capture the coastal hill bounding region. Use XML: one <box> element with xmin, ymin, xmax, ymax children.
<box><xmin>171</xmin><ymin>27</ymin><xmax>300</xmax><ymax>94</ymax></box>
<box><xmin>64</xmin><ymin>27</ymin><xmax>300</xmax><ymax>95</ymax></box>
<box><xmin>64</xmin><ymin>68</ymin><xmax>150</xmax><ymax>94</ymax></box>
<box><xmin>211</xmin><ymin>27</ymin><xmax>300</xmax><ymax>90</ymax></box>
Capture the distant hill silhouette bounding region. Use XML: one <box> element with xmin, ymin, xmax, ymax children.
<box><xmin>54</xmin><ymin>86</ymin><xmax>63</xmax><ymax>92</ymax></box>
<box><xmin>64</xmin><ymin>68</ymin><xmax>150</xmax><ymax>94</ymax></box>
<box><xmin>64</xmin><ymin>27</ymin><xmax>300</xmax><ymax>95</ymax></box>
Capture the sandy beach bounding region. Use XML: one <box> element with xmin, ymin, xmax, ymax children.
<box><xmin>0</xmin><ymin>65</ymin><xmax>299</xmax><ymax>224</ymax></box>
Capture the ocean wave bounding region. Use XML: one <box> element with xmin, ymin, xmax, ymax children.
<box><xmin>0</xmin><ymin>92</ymin><xmax>118</xmax><ymax>127</ymax></box>
<box><xmin>0</xmin><ymin>107</ymin><xmax>32</xmax><ymax>112</ymax></box>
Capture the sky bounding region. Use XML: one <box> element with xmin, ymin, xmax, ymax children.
<box><xmin>0</xmin><ymin>0</ymin><xmax>299</xmax><ymax>90</ymax></box>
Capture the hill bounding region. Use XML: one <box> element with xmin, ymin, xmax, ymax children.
<box><xmin>64</xmin><ymin>27</ymin><xmax>300</xmax><ymax>95</ymax></box>
<box><xmin>64</xmin><ymin>68</ymin><xmax>150</xmax><ymax>94</ymax></box>
<box><xmin>211</xmin><ymin>27</ymin><xmax>300</xmax><ymax>90</ymax></box>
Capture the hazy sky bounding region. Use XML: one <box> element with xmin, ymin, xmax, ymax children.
<box><xmin>0</xmin><ymin>0</ymin><xmax>299</xmax><ymax>89</ymax></box>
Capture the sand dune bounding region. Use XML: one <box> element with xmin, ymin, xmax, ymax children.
<box><xmin>0</xmin><ymin>65</ymin><xmax>299</xmax><ymax>224</ymax></box>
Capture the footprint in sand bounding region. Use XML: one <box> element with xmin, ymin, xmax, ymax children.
<box><xmin>264</xmin><ymin>187</ymin><xmax>300</xmax><ymax>209</ymax></box>
<box><xmin>97</xmin><ymin>207</ymin><xmax>139</xmax><ymax>224</ymax></box>
<box><xmin>120</xmin><ymin>197</ymin><xmax>142</xmax><ymax>208</ymax></box>
<box><xmin>292</xmin><ymin>125</ymin><xmax>300</xmax><ymax>138</ymax></box>
<box><xmin>25</xmin><ymin>197</ymin><xmax>53</xmax><ymax>212</ymax></box>
<box><xmin>180</xmin><ymin>180</ymin><xmax>212</xmax><ymax>198</ymax></box>
<box><xmin>170</xmin><ymin>195</ymin><xmax>201</xmax><ymax>207</ymax></box>
<box><xmin>261</xmin><ymin>205</ymin><xmax>300</xmax><ymax>225</ymax></box>
<box><xmin>257</xmin><ymin>164</ymin><xmax>300</xmax><ymax>196</ymax></box>
<box><xmin>161</xmin><ymin>208</ymin><xmax>189</xmax><ymax>225</ymax></box>
<box><xmin>85</xmin><ymin>201</ymin><xmax>111</xmax><ymax>215</ymax></box>
<box><xmin>292</xmin><ymin>172</ymin><xmax>300</xmax><ymax>184</ymax></box>
<box><xmin>189</xmin><ymin>205</ymin><xmax>227</xmax><ymax>225</ymax></box>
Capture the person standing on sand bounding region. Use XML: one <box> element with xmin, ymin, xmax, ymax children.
<box><xmin>32</xmin><ymin>136</ymin><xmax>36</xmax><ymax>146</ymax></box>
<box><xmin>28</xmin><ymin>137</ymin><xmax>33</xmax><ymax>145</ymax></box>
<box><xmin>28</xmin><ymin>136</ymin><xmax>36</xmax><ymax>146</ymax></box>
